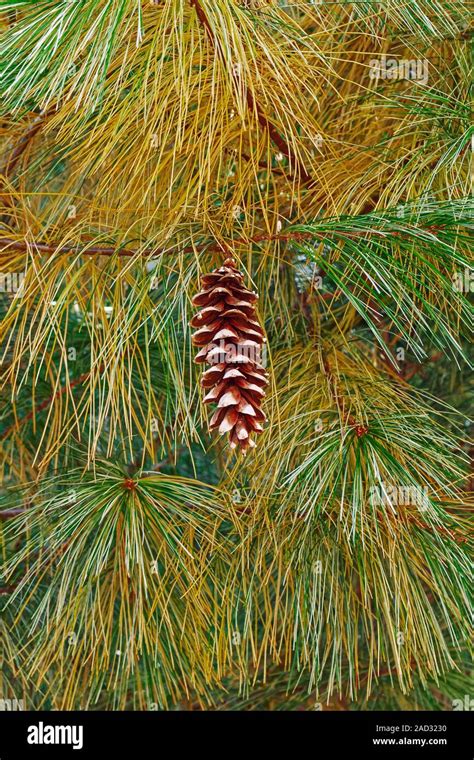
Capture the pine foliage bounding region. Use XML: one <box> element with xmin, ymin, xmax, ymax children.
<box><xmin>0</xmin><ymin>1</ymin><xmax>472</xmax><ymax>710</ymax></box>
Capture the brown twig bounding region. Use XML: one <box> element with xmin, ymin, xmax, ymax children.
<box><xmin>0</xmin><ymin>237</ymin><xmax>139</xmax><ymax>258</ymax></box>
<box><xmin>401</xmin><ymin>352</ymin><xmax>443</xmax><ymax>381</ymax></box>
<box><xmin>321</xmin><ymin>356</ymin><xmax>368</xmax><ymax>437</ymax></box>
<box><xmin>403</xmin><ymin>514</ymin><xmax>468</xmax><ymax>544</ymax></box>
<box><xmin>189</xmin><ymin>0</ymin><xmax>314</xmax><ymax>186</ymax></box>
<box><xmin>0</xmin><ymin>508</ymin><xmax>27</xmax><ymax>520</ymax></box>
<box><xmin>2</xmin><ymin>110</ymin><xmax>53</xmax><ymax>178</ymax></box>
<box><xmin>0</xmin><ymin>223</ymin><xmax>447</xmax><ymax>260</ymax></box>
<box><xmin>1</xmin><ymin>110</ymin><xmax>54</xmax><ymax>226</ymax></box>
<box><xmin>322</xmin><ymin>356</ymin><xmax>343</xmax><ymax>413</ymax></box>
<box><xmin>225</xmin><ymin>146</ymin><xmax>295</xmax><ymax>181</ymax></box>
<box><xmin>1</xmin><ymin>539</ymin><xmax>73</xmax><ymax>597</ymax></box>
<box><xmin>0</xmin><ymin>367</ymin><xmax>95</xmax><ymax>442</ymax></box>
<box><xmin>0</xmin><ymin>584</ymin><xmax>18</xmax><ymax>595</ymax></box>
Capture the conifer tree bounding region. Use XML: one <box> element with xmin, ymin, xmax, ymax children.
<box><xmin>0</xmin><ymin>0</ymin><xmax>472</xmax><ymax>711</ymax></box>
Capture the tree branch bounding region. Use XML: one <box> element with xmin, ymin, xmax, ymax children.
<box><xmin>1</xmin><ymin>109</ymin><xmax>54</xmax><ymax>224</ymax></box>
<box><xmin>189</xmin><ymin>0</ymin><xmax>314</xmax><ymax>186</ymax></box>
<box><xmin>2</xmin><ymin>110</ymin><xmax>53</xmax><ymax>178</ymax></box>
<box><xmin>0</xmin><ymin>508</ymin><xmax>27</xmax><ymax>520</ymax></box>
<box><xmin>0</xmin><ymin>368</ymin><xmax>94</xmax><ymax>442</ymax></box>
<box><xmin>0</xmin><ymin>222</ymin><xmax>447</xmax><ymax>260</ymax></box>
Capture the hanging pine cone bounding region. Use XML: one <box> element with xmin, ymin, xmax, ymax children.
<box><xmin>191</xmin><ymin>258</ymin><xmax>268</xmax><ymax>453</ymax></box>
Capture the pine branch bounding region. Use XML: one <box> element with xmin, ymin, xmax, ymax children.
<box><xmin>189</xmin><ymin>0</ymin><xmax>314</xmax><ymax>186</ymax></box>
<box><xmin>2</xmin><ymin>109</ymin><xmax>52</xmax><ymax>178</ymax></box>
<box><xmin>0</xmin><ymin>584</ymin><xmax>17</xmax><ymax>596</ymax></box>
<box><xmin>0</xmin><ymin>109</ymin><xmax>53</xmax><ymax>226</ymax></box>
<box><xmin>0</xmin><ymin>508</ymin><xmax>27</xmax><ymax>520</ymax></box>
<box><xmin>0</xmin><ymin>368</ymin><xmax>94</xmax><ymax>441</ymax></box>
<box><xmin>0</xmin><ymin>220</ymin><xmax>453</xmax><ymax>259</ymax></box>
<box><xmin>321</xmin><ymin>354</ymin><xmax>369</xmax><ymax>438</ymax></box>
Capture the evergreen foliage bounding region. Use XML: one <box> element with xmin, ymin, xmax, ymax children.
<box><xmin>0</xmin><ymin>0</ymin><xmax>472</xmax><ymax>710</ymax></box>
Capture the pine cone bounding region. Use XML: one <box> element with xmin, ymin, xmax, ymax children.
<box><xmin>191</xmin><ymin>258</ymin><xmax>268</xmax><ymax>453</ymax></box>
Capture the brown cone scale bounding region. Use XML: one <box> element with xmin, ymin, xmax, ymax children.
<box><xmin>191</xmin><ymin>258</ymin><xmax>267</xmax><ymax>453</ymax></box>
